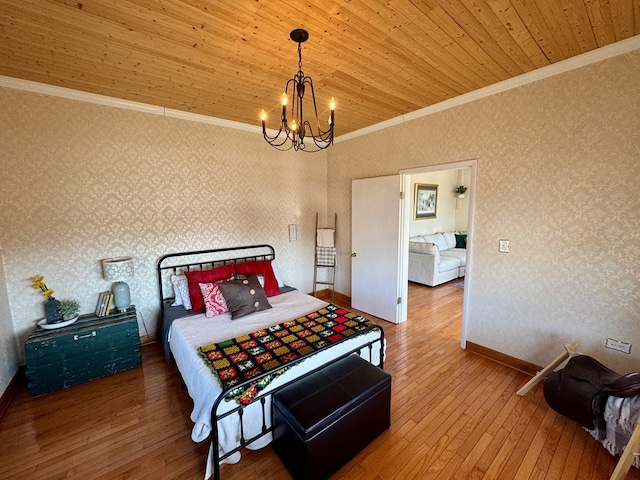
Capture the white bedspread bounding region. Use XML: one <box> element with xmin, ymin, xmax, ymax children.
<box><xmin>168</xmin><ymin>290</ymin><xmax>384</xmax><ymax>479</ymax></box>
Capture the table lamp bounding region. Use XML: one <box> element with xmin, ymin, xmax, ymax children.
<box><xmin>102</xmin><ymin>256</ymin><xmax>134</xmax><ymax>312</ymax></box>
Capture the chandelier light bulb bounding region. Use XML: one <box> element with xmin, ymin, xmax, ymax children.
<box><xmin>291</xmin><ymin>119</ymin><xmax>298</xmax><ymax>132</ymax></box>
<box><xmin>281</xmin><ymin>93</ymin><xmax>288</xmax><ymax>106</ymax></box>
<box><xmin>260</xmin><ymin>109</ymin><xmax>266</xmax><ymax>121</ymax></box>
<box><xmin>329</xmin><ymin>97</ymin><xmax>336</xmax><ymax>126</ymax></box>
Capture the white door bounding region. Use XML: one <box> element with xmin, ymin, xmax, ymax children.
<box><xmin>351</xmin><ymin>175</ymin><xmax>406</xmax><ymax>324</ymax></box>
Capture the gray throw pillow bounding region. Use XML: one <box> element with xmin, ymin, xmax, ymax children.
<box><xmin>217</xmin><ymin>274</ymin><xmax>272</xmax><ymax>320</ymax></box>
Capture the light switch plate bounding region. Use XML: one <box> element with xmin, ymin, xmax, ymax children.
<box><xmin>498</xmin><ymin>239</ymin><xmax>509</xmax><ymax>253</ymax></box>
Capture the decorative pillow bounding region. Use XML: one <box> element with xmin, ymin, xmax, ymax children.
<box><xmin>455</xmin><ymin>234</ymin><xmax>467</xmax><ymax>249</ymax></box>
<box><xmin>409</xmin><ymin>235</ymin><xmax>427</xmax><ymax>243</ymax></box>
<box><xmin>184</xmin><ymin>264</ymin><xmax>236</xmax><ymax>313</ymax></box>
<box><xmin>235</xmin><ymin>273</ymin><xmax>265</xmax><ymax>287</ymax></box>
<box><xmin>170</xmin><ymin>274</ymin><xmax>192</xmax><ymax>310</ymax></box>
<box><xmin>217</xmin><ymin>275</ymin><xmax>272</xmax><ymax>320</ymax></box>
<box><xmin>442</xmin><ymin>232</ymin><xmax>457</xmax><ymax>249</ymax></box>
<box><xmin>409</xmin><ymin>242</ymin><xmax>439</xmax><ymax>256</ymax></box>
<box><xmin>235</xmin><ymin>260</ymin><xmax>281</xmax><ymax>296</ymax></box>
<box><xmin>423</xmin><ymin>233</ymin><xmax>448</xmax><ymax>251</ymax></box>
<box><xmin>270</xmin><ymin>260</ymin><xmax>285</xmax><ymax>288</ymax></box>
<box><xmin>198</xmin><ymin>282</ymin><xmax>229</xmax><ymax>318</ymax></box>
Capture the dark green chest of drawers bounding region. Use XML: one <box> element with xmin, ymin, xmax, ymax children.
<box><xmin>25</xmin><ymin>307</ymin><xmax>141</xmax><ymax>396</ymax></box>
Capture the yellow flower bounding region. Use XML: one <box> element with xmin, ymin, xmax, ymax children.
<box><xmin>30</xmin><ymin>275</ymin><xmax>54</xmax><ymax>298</ymax></box>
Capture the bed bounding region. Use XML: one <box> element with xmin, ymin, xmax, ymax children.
<box><xmin>157</xmin><ymin>245</ymin><xmax>386</xmax><ymax>480</ymax></box>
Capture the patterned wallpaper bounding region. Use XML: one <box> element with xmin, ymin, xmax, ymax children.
<box><xmin>1</xmin><ymin>47</ymin><xmax>638</xmax><ymax>396</ymax></box>
<box><xmin>327</xmin><ymin>49</ymin><xmax>640</xmax><ymax>373</ymax></box>
<box><xmin>0</xmin><ymin>90</ymin><xmax>327</xmax><ymax>385</ymax></box>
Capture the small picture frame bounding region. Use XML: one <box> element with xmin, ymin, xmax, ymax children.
<box><xmin>414</xmin><ymin>184</ymin><xmax>438</xmax><ymax>219</ymax></box>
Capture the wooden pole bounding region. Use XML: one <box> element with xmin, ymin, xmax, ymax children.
<box><xmin>516</xmin><ymin>342</ymin><xmax>580</xmax><ymax>396</ymax></box>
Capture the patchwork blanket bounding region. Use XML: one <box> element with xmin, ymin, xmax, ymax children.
<box><xmin>197</xmin><ymin>304</ymin><xmax>377</xmax><ymax>405</ymax></box>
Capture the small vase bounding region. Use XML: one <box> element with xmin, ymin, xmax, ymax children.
<box><xmin>45</xmin><ymin>297</ymin><xmax>63</xmax><ymax>324</ymax></box>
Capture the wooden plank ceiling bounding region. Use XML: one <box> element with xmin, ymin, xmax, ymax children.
<box><xmin>0</xmin><ymin>0</ymin><xmax>638</xmax><ymax>136</ymax></box>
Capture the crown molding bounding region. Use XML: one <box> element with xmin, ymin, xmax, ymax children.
<box><xmin>1</xmin><ymin>35</ymin><xmax>638</xmax><ymax>140</ymax></box>
<box><xmin>335</xmin><ymin>34</ymin><xmax>640</xmax><ymax>143</ymax></box>
<box><xmin>0</xmin><ymin>76</ymin><xmax>262</xmax><ymax>133</ymax></box>
<box><xmin>0</xmin><ymin>76</ymin><xmax>165</xmax><ymax>115</ymax></box>
<box><xmin>164</xmin><ymin>108</ymin><xmax>261</xmax><ymax>133</ymax></box>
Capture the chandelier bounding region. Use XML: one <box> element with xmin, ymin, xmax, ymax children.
<box><xmin>261</xmin><ymin>29</ymin><xmax>335</xmax><ymax>152</ymax></box>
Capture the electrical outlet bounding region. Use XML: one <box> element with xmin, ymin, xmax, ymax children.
<box><xmin>498</xmin><ymin>239</ymin><xmax>509</xmax><ymax>253</ymax></box>
<box><xmin>605</xmin><ymin>338</ymin><xmax>631</xmax><ymax>354</ymax></box>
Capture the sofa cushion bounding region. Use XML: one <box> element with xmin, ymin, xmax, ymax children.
<box><xmin>441</xmin><ymin>248</ymin><xmax>466</xmax><ymax>267</ymax></box>
<box><xmin>442</xmin><ymin>232</ymin><xmax>457</xmax><ymax>249</ymax></box>
<box><xmin>438</xmin><ymin>255</ymin><xmax>460</xmax><ymax>272</ymax></box>
<box><xmin>409</xmin><ymin>241</ymin><xmax>439</xmax><ymax>256</ymax></box>
<box><xmin>409</xmin><ymin>235</ymin><xmax>427</xmax><ymax>243</ymax></box>
<box><xmin>423</xmin><ymin>233</ymin><xmax>448</xmax><ymax>252</ymax></box>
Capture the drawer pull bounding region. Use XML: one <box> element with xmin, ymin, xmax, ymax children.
<box><xmin>74</xmin><ymin>331</ymin><xmax>96</xmax><ymax>340</ymax></box>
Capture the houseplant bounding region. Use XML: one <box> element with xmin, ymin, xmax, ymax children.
<box><xmin>455</xmin><ymin>185</ymin><xmax>468</xmax><ymax>197</ymax></box>
<box><xmin>60</xmin><ymin>300</ymin><xmax>81</xmax><ymax>321</ymax></box>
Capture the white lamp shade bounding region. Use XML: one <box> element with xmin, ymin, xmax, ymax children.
<box><xmin>102</xmin><ymin>257</ymin><xmax>134</xmax><ymax>281</ymax></box>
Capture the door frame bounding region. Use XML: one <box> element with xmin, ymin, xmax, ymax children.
<box><xmin>399</xmin><ymin>159</ymin><xmax>477</xmax><ymax>348</ymax></box>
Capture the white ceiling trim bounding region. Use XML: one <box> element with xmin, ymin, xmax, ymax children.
<box><xmin>0</xmin><ymin>75</ymin><xmax>166</xmax><ymax>115</ymax></box>
<box><xmin>1</xmin><ymin>34</ymin><xmax>638</xmax><ymax>141</ymax></box>
<box><xmin>335</xmin><ymin>34</ymin><xmax>640</xmax><ymax>143</ymax></box>
<box><xmin>164</xmin><ymin>108</ymin><xmax>261</xmax><ymax>133</ymax></box>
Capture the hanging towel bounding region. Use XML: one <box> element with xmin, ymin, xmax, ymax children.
<box><xmin>317</xmin><ymin>229</ymin><xmax>335</xmax><ymax>247</ymax></box>
<box><xmin>316</xmin><ymin>247</ymin><xmax>336</xmax><ymax>266</ymax></box>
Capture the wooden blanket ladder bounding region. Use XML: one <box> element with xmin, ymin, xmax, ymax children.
<box><xmin>313</xmin><ymin>213</ymin><xmax>337</xmax><ymax>299</ymax></box>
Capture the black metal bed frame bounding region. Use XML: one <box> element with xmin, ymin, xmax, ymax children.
<box><xmin>157</xmin><ymin>244</ymin><xmax>277</xmax><ymax>320</ymax></box>
<box><xmin>157</xmin><ymin>245</ymin><xmax>385</xmax><ymax>480</ymax></box>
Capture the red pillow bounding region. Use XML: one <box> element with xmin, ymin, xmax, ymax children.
<box><xmin>184</xmin><ymin>264</ymin><xmax>235</xmax><ymax>313</ymax></box>
<box><xmin>235</xmin><ymin>260</ymin><xmax>281</xmax><ymax>296</ymax></box>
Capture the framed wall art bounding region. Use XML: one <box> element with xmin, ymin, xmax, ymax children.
<box><xmin>414</xmin><ymin>183</ymin><xmax>438</xmax><ymax>219</ymax></box>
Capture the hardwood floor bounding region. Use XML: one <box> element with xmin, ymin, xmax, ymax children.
<box><xmin>1</xmin><ymin>282</ymin><xmax>638</xmax><ymax>479</ymax></box>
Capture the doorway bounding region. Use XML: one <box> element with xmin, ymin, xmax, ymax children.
<box><xmin>400</xmin><ymin>160</ymin><xmax>476</xmax><ymax>348</ymax></box>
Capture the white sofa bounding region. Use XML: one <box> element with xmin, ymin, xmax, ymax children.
<box><xmin>408</xmin><ymin>232</ymin><xmax>466</xmax><ymax>287</ymax></box>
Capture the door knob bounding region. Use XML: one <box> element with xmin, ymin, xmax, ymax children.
<box><xmin>351</xmin><ymin>252</ymin><xmax>357</xmax><ymax>257</ymax></box>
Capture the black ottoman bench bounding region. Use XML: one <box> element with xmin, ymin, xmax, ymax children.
<box><xmin>272</xmin><ymin>354</ymin><xmax>391</xmax><ymax>480</ymax></box>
